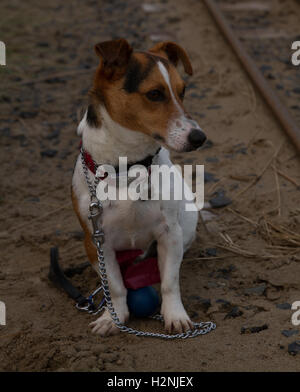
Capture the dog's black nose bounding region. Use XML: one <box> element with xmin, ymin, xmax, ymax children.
<box><xmin>188</xmin><ymin>129</ymin><xmax>207</xmax><ymax>148</ymax></box>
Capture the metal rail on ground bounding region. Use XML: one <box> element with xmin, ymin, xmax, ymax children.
<box><xmin>203</xmin><ymin>0</ymin><xmax>300</xmax><ymax>152</ymax></box>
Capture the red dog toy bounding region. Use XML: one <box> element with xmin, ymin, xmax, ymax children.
<box><xmin>116</xmin><ymin>250</ymin><xmax>160</xmax><ymax>290</ymax></box>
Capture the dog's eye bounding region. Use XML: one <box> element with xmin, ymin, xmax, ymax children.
<box><xmin>146</xmin><ymin>89</ymin><xmax>165</xmax><ymax>102</ymax></box>
<box><xmin>179</xmin><ymin>86</ymin><xmax>186</xmax><ymax>101</ymax></box>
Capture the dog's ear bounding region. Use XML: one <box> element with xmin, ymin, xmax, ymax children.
<box><xmin>149</xmin><ymin>41</ymin><xmax>193</xmax><ymax>76</ymax></box>
<box><xmin>94</xmin><ymin>39</ymin><xmax>133</xmax><ymax>79</ymax></box>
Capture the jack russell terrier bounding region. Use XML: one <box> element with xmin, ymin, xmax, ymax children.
<box><xmin>71</xmin><ymin>39</ymin><xmax>207</xmax><ymax>336</ymax></box>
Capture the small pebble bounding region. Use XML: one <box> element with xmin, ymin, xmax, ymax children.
<box><xmin>241</xmin><ymin>324</ymin><xmax>268</xmax><ymax>334</ymax></box>
<box><xmin>216</xmin><ymin>264</ymin><xmax>236</xmax><ymax>279</ymax></box>
<box><xmin>209</xmin><ymin>190</ymin><xmax>232</xmax><ymax>208</ymax></box>
<box><xmin>244</xmin><ymin>284</ymin><xmax>266</xmax><ymax>296</ymax></box>
<box><xmin>37</xmin><ymin>41</ymin><xmax>49</xmax><ymax>47</ymax></box>
<box><xmin>266</xmin><ymin>73</ymin><xmax>275</xmax><ymax>80</ymax></box>
<box><xmin>204</xmin><ymin>172</ymin><xmax>218</xmax><ymax>183</ymax></box>
<box><xmin>45</xmin><ymin>77</ymin><xmax>66</xmax><ymax>84</ymax></box>
<box><xmin>205</xmin><ymin>248</ymin><xmax>217</xmax><ymax>257</ymax></box>
<box><xmin>216</xmin><ymin>299</ymin><xmax>231</xmax><ymax>310</ymax></box>
<box><xmin>20</xmin><ymin>111</ymin><xmax>38</xmax><ymax>119</ymax></box>
<box><xmin>190</xmin><ymin>296</ymin><xmax>211</xmax><ymax>312</ymax></box>
<box><xmin>45</xmin><ymin>129</ymin><xmax>60</xmax><ymax>140</ymax></box>
<box><xmin>225</xmin><ymin>306</ymin><xmax>243</xmax><ymax>319</ymax></box>
<box><xmin>40</xmin><ymin>149</ymin><xmax>58</xmax><ymax>158</ymax></box>
<box><xmin>259</xmin><ymin>65</ymin><xmax>272</xmax><ymax>73</ymax></box>
<box><xmin>288</xmin><ymin>341</ymin><xmax>300</xmax><ymax>356</ymax></box>
<box><xmin>235</xmin><ymin>147</ymin><xmax>247</xmax><ymax>155</ymax></box>
<box><xmin>276</xmin><ymin>303</ymin><xmax>291</xmax><ymax>310</ymax></box>
<box><xmin>281</xmin><ymin>330</ymin><xmax>298</xmax><ymax>338</ymax></box>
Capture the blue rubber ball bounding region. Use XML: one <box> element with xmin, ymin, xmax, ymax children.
<box><xmin>127</xmin><ymin>286</ymin><xmax>160</xmax><ymax>318</ymax></box>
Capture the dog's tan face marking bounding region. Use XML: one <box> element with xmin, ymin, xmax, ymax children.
<box><xmin>90</xmin><ymin>39</ymin><xmax>206</xmax><ymax>152</ymax></box>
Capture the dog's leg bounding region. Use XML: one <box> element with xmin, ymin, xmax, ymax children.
<box><xmin>87</xmin><ymin>241</ymin><xmax>129</xmax><ymax>336</ymax></box>
<box><xmin>156</xmin><ymin>222</ymin><xmax>194</xmax><ymax>334</ymax></box>
<box><xmin>72</xmin><ymin>188</ymin><xmax>129</xmax><ymax>336</ymax></box>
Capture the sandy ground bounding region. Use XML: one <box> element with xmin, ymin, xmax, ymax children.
<box><xmin>0</xmin><ymin>0</ymin><xmax>300</xmax><ymax>372</ymax></box>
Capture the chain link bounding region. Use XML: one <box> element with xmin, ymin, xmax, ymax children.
<box><xmin>80</xmin><ymin>151</ymin><xmax>216</xmax><ymax>339</ymax></box>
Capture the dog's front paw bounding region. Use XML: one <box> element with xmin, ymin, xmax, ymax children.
<box><xmin>161</xmin><ymin>300</ymin><xmax>194</xmax><ymax>334</ymax></box>
<box><xmin>89</xmin><ymin>300</ymin><xmax>129</xmax><ymax>337</ymax></box>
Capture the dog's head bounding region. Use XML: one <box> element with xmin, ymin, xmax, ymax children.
<box><xmin>90</xmin><ymin>38</ymin><xmax>206</xmax><ymax>152</ymax></box>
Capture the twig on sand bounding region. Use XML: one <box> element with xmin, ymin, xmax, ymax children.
<box><xmin>275</xmin><ymin>168</ymin><xmax>300</xmax><ymax>188</ymax></box>
<box><xmin>260</xmin><ymin>216</ymin><xmax>272</xmax><ymax>243</ymax></box>
<box><xmin>184</xmin><ymin>255</ymin><xmax>233</xmax><ymax>262</ymax></box>
<box><xmin>0</xmin><ymin>331</ymin><xmax>22</xmax><ymax>340</ymax></box>
<box><xmin>265</xmin><ymin>245</ymin><xmax>299</xmax><ymax>253</ymax></box>
<box><xmin>10</xmin><ymin>204</ymin><xmax>72</xmax><ymax>233</ymax></box>
<box><xmin>260</xmin><ymin>219</ymin><xmax>300</xmax><ymax>247</ymax></box>
<box><xmin>18</xmin><ymin>118</ymin><xmax>32</xmax><ymax>132</ymax></box>
<box><xmin>229</xmin><ymin>174</ymin><xmax>252</xmax><ymax>182</ymax></box>
<box><xmin>218</xmin><ymin>230</ymin><xmax>298</xmax><ymax>259</ymax></box>
<box><xmin>246</xmin><ymin>127</ymin><xmax>262</xmax><ymax>148</ymax></box>
<box><xmin>216</xmin><ymin>243</ymin><xmax>294</xmax><ymax>259</ymax></box>
<box><xmin>227</xmin><ymin>207</ymin><xmax>257</xmax><ymax>226</ymax></box>
<box><xmin>207</xmin><ymin>177</ymin><xmax>225</xmax><ymax>195</ymax></box>
<box><xmin>272</xmin><ymin>164</ymin><xmax>281</xmax><ymax>216</ymax></box>
<box><xmin>232</xmin><ymin>141</ymin><xmax>284</xmax><ymax>200</ymax></box>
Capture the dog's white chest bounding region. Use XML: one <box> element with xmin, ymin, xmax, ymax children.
<box><xmin>101</xmin><ymin>198</ymin><xmax>165</xmax><ymax>250</ymax></box>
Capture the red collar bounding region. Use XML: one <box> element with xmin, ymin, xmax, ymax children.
<box><xmin>80</xmin><ymin>141</ymin><xmax>160</xmax><ymax>178</ymax></box>
<box><xmin>81</xmin><ymin>148</ymin><xmax>98</xmax><ymax>175</ymax></box>
<box><xmin>79</xmin><ymin>140</ymin><xmax>100</xmax><ymax>176</ymax></box>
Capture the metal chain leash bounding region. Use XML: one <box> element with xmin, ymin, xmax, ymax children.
<box><xmin>80</xmin><ymin>151</ymin><xmax>216</xmax><ymax>339</ymax></box>
<box><xmin>80</xmin><ymin>148</ymin><xmax>100</xmax><ymax>199</ymax></box>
